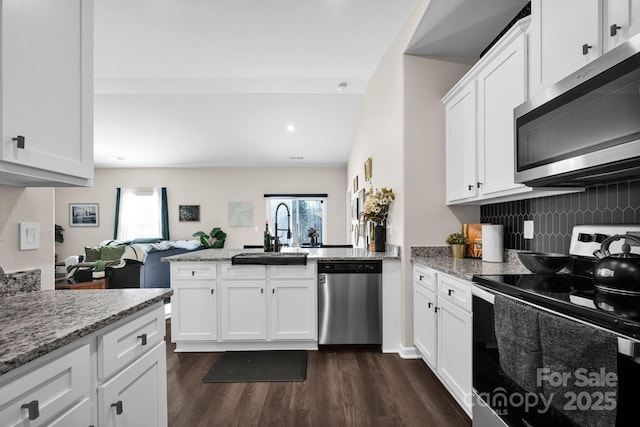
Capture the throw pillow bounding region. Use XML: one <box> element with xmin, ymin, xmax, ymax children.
<box><xmin>132</xmin><ymin>237</ymin><xmax>162</xmax><ymax>244</ymax></box>
<box><xmin>101</xmin><ymin>245</ymin><xmax>126</xmax><ymax>261</ymax></box>
<box><xmin>85</xmin><ymin>246</ymin><xmax>101</xmax><ymax>262</ymax></box>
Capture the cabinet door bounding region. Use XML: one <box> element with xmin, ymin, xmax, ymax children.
<box><xmin>531</xmin><ymin>0</ymin><xmax>600</xmax><ymax>91</ymax></box>
<box><xmin>98</xmin><ymin>342</ymin><xmax>168</xmax><ymax>427</ymax></box>
<box><xmin>47</xmin><ymin>398</ymin><xmax>91</xmax><ymax>427</ymax></box>
<box><xmin>477</xmin><ymin>32</ymin><xmax>527</xmax><ymax>197</ymax></box>
<box><xmin>437</xmin><ymin>298</ymin><xmax>472</xmax><ymax>414</ymax></box>
<box><xmin>171</xmin><ymin>280</ymin><xmax>217</xmax><ymax>341</ymax></box>
<box><xmin>0</xmin><ymin>344</ymin><xmax>90</xmax><ymax>427</ymax></box>
<box><xmin>220</xmin><ymin>280</ymin><xmax>266</xmax><ymax>340</ymax></box>
<box><xmin>605</xmin><ymin>0</ymin><xmax>640</xmax><ymax>51</ymax></box>
<box><xmin>445</xmin><ymin>82</ymin><xmax>477</xmax><ymax>203</ymax></box>
<box><xmin>270</xmin><ymin>279</ymin><xmax>316</xmax><ymax>340</ymax></box>
<box><xmin>1</xmin><ymin>0</ymin><xmax>93</xmax><ymax>182</ymax></box>
<box><xmin>413</xmin><ymin>283</ymin><xmax>437</xmax><ymax>368</ymax></box>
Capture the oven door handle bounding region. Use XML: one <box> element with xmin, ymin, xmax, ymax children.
<box><xmin>472</xmin><ymin>284</ymin><xmax>495</xmax><ymax>304</ymax></box>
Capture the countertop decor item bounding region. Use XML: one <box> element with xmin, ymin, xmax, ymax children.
<box><xmin>446</xmin><ymin>232</ymin><xmax>468</xmax><ymax>259</ymax></box>
<box><xmin>463</xmin><ymin>223</ymin><xmax>488</xmax><ymax>258</ymax></box>
<box><xmin>362</xmin><ymin>187</ymin><xmax>395</xmax><ymax>252</ymax></box>
<box><xmin>593</xmin><ymin>234</ymin><xmax>640</xmax><ymax>295</ymax></box>
<box><xmin>516</xmin><ymin>251</ymin><xmax>570</xmax><ymax>274</ymax></box>
<box><xmin>482</xmin><ymin>224</ymin><xmax>504</xmax><ymax>263</ymax></box>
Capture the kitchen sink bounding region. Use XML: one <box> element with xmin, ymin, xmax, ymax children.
<box><xmin>231</xmin><ymin>252</ymin><xmax>308</xmax><ymax>265</ymax></box>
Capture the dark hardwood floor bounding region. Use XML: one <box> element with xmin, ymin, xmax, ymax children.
<box><xmin>165</xmin><ymin>320</ymin><xmax>471</xmax><ymax>427</ymax></box>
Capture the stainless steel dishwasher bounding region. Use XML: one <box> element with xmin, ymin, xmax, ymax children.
<box><xmin>317</xmin><ymin>260</ymin><xmax>382</xmax><ymax>345</ymax></box>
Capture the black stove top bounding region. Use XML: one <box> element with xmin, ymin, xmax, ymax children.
<box><xmin>473</xmin><ymin>272</ymin><xmax>640</xmax><ymax>340</ymax></box>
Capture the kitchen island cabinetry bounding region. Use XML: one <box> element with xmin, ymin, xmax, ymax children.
<box><xmin>0</xmin><ymin>0</ymin><xmax>93</xmax><ymax>187</ymax></box>
<box><xmin>171</xmin><ymin>261</ymin><xmax>317</xmax><ymax>351</ymax></box>
<box><xmin>0</xmin><ymin>290</ymin><xmax>171</xmax><ymax>427</ymax></box>
<box><xmin>170</xmin><ymin>263</ymin><xmax>218</xmax><ymax>342</ymax></box>
<box><xmin>412</xmin><ymin>263</ymin><xmax>471</xmax><ymax>417</ymax></box>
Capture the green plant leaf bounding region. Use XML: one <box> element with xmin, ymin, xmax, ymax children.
<box><xmin>210</xmin><ymin>227</ymin><xmax>221</xmax><ymax>237</ymax></box>
<box><xmin>211</xmin><ymin>239</ymin><xmax>225</xmax><ymax>249</ymax></box>
<box><xmin>192</xmin><ymin>231</ymin><xmax>206</xmax><ymax>238</ymax></box>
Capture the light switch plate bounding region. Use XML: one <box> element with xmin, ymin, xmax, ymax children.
<box><xmin>524</xmin><ymin>220</ymin><xmax>534</xmax><ymax>240</ymax></box>
<box><xmin>19</xmin><ymin>222</ymin><xmax>40</xmax><ymax>250</ymax></box>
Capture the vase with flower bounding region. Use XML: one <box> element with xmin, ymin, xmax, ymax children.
<box><xmin>362</xmin><ymin>187</ymin><xmax>395</xmax><ymax>252</ymax></box>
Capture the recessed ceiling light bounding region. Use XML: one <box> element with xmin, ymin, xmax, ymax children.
<box><xmin>288</xmin><ymin>156</ymin><xmax>304</xmax><ymax>160</ymax></box>
<box><xmin>286</xmin><ymin>124</ymin><xmax>296</xmax><ymax>132</ymax></box>
<box><xmin>337</xmin><ymin>82</ymin><xmax>348</xmax><ymax>91</ymax></box>
<box><xmin>108</xmin><ymin>156</ymin><xmax>126</xmax><ymax>161</ymax></box>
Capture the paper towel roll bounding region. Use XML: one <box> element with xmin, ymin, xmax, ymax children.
<box><xmin>482</xmin><ymin>225</ymin><xmax>504</xmax><ymax>263</ymax></box>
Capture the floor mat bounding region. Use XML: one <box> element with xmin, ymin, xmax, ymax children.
<box><xmin>202</xmin><ymin>350</ymin><xmax>308</xmax><ymax>383</ymax></box>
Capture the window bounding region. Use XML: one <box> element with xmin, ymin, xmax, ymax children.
<box><xmin>115</xmin><ymin>187</ymin><xmax>169</xmax><ymax>241</ymax></box>
<box><xmin>265</xmin><ymin>195</ymin><xmax>327</xmax><ymax>247</ymax></box>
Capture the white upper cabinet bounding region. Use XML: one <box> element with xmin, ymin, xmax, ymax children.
<box><xmin>530</xmin><ymin>0</ymin><xmax>640</xmax><ymax>96</ymax></box>
<box><xmin>444</xmin><ymin>81</ymin><xmax>477</xmax><ymax>202</ymax></box>
<box><xmin>0</xmin><ymin>0</ymin><xmax>93</xmax><ymax>187</ymax></box>
<box><xmin>605</xmin><ymin>0</ymin><xmax>640</xmax><ymax>51</ymax></box>
<box><xmin>476</xmin><ymin>31</ymin><xmax>527</xmax><ymax>198</ymax></box>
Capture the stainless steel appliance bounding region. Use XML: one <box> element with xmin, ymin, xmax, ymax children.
<box><xmin>514</xmin><ymin>33</ymin><xmax>640</xmax><ymax>187</ymax></box>
<box><xmin>317</xmin><ymin>261</ymin><xmax>382</xmax><ymax>345</ymax></box>
<box><xmin>472</xmin><ymin>225</ymin><xmax>640</xmax><ymax>426</ymax></box>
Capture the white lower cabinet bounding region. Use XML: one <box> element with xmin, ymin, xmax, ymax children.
<box><xmin>171</xmin><ymin>261</ymin><xmax>317</xmax><ymax>350</ymax></box>
<box><xmin>98</xmin><ymin>342</ymin><xmax>167</xmax><ymax>427</ymax></box>
<box><xmin>0</xmin><ymin>303</ymin><xmax>168</xmax><ymax>427</ymax></box>
<box><xmin>413</xmin><ymin>263</ymin><xmax>472</xmax><ymax>417</ymax></box>
<box><xmin>221</xmin><ymin>279</ymin><xmax>267</xmax><ymax>340</ymax></box>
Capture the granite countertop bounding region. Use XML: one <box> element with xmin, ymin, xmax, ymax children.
<box><xmin>0</xmin><ymin>288</ymin><xmax>172</xmax><ymax>376</ymax></box>
<box><xmin>162</xmin><ymin>246</ymin><xmax>401</xmax><ymax>262</ymax></box>
<box><xmin>411</xmin><ymin>247</ymin><xmax>530</xmax><ymax>281</ymax></box>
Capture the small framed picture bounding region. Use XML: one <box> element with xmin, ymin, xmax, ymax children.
<box><xmin>352</xmin><ymin>175</ymin><xmax>359</xmax><ymax>193</ymax></box>
<box><xmin>364</xmin><ymin>157</ymin><xmax>372</xmax><ymax>182</ymax></box>
<box><xmin>179</xmin><ymin>205</ymin><xmax>200</xmax><ymax>222</ymax></box>
<box><xmin>69</xmin><ymin>203</ymin><xmax>99</xmax><ymax>227</ymax></box>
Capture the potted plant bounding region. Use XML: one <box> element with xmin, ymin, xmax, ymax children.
<box><xmin>307</xmin><ymin>228</ymin><xmax>319</xmax><ymax>247</ymax></box>
<box><xmin>193</xmin><ymin>227</ymin><xmax>227</xmax><ymax>248</ymax></box>
<box><xmin>446</xmin><ymin>232</ymin><xmax>468</xmax><ymax>259</ymax></box>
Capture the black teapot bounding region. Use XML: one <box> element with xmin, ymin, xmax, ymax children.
<box><xmin>593</xmin><ymin>234</ymin><xmax>640</xmax><ymax>295</ymax></box>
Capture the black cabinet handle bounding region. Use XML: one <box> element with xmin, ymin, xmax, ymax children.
<box><xmin>434</xmin><ymin>307</ymin><xmax>439</xmax><ymax>313</ymax></box>
<box><xmin>611</xmin><ymin>24</ymin><xmax>622</xmax><ymax>36</ymax></box>
<box><xmin>419</xmin><ymin>275</ymin><xmax>424</xmax><ymax>281</ymax></box>
<box><xmin>428</xmin><ymin>302</ymin><xmax>433</xmax><ymax>309</ymax></box>
<box><xmin>12</xmin><ymin>135</ymin><xmax>25</xmax><ymax>149</ymax></box>
<box><xmin>21</xmin><ymin>400</ymin><xmax>39</xmax><ymax>420</ymax></box>
<box><xmin>210</xmin><ymin>289</ymin><xmax>214</xmax><ymax>294</ymax></box>
<box><xmin>477</xmin><ymin>182</ymin><xmax>482</xmax><ymax>188</ymax></box>
<box><xmin>272</xmin><ymin>288</ymin><xmax>275</xmax><ymax>294</ymax></box>
<box><xmin>111</xmin><ymin>400</ymin><xmax>123</xmax><ymax>415</ymax></box>
<box><xmin>137</xmin><ymin>333</ymin><xmax>147</xmax><ymax>345</ymax></box>
<box><xmin>191</xmin><ymin>271</ymin><xmax>195</xmax><ymax>276</ymax></box>
<box><xmin>448</xmin><ymin>289</ymin><xmax>454</xmax><ymax>296</ymax></box>
<box><xmin>582</xmin><ymin>43</ymin><xmax>592</xmax><ymax>55</ymax></box>
<box><xmin>467</xmin><ymin>184</ymin><xmax>474</xmax><ymax>191</ymax></box>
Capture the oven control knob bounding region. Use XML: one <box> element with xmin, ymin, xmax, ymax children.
<box><xmin>578</xmin><ymin>233</ymin><xmax>593</xmax><ymax>242</ymax></box>
<box><xmin>594</xmin><ymin>233</ymin><xmax>609</xmax><ymax>243</ymax></box>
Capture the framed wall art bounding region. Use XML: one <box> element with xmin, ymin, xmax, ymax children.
<box><xmin>69</xmin><ymin>203</ymin><xmax>99</xmax><ymax>227</ymax></box>
<box><xmin>364</xmin><ymin>157</ymin><xmax>372</xmax><ymax>182</ymax></box>
<box><xmin>179</xmin><ymin>205</ymin><xmax>200</xmax><ymax>222</ymax></box>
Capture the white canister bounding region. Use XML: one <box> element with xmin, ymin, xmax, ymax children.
<box><xmin>482</xmin><ymin>225</ymin><xmax>504</xmax><ymax>263</ymax></box>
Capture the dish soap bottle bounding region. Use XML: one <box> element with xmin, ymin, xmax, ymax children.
<box><xmin>263</xmin><ymin>221</ymin><xmax>272</xmax><ymax>252</ymax></box>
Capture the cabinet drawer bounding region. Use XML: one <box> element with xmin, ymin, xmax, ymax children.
<box><xmin>270</xmin><ymin>263</ymin><xmax>315</xmax><ymax>279</ymax></box>
<box><xmin>0</xmin><ymin>344</ymin><xmax>90</xmax><ymax>427</ymax></box>
<box><xmin>438</xmin><ymin>273</ymin><xmax>472</xmax><ymax>312</ymax></box>
<box><xmin>47</xmin><ymin>398</ymin><xmax>91</xmax><ymax>427</ymax></box>
<box><xmin>221</xmin><ymin>263</ymin><xmax>266</xmax><ymax>279</ymax></box>
<box><xmin>413</xmin><ymin>264</ymin><xmax>437</xmax><ymax>293</ymax></box>
<box><xmin>98</xmin><ymin>305</ymin><xmax>165</xmax><ymax>380</ymax></box>
<box><xmin>171</xmin><ymin>262</ymin><xmax>216</xmax><ymax>279</ymax></box>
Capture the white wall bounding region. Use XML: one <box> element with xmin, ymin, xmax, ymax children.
<box><xmin>347</xmin><ymin>0</ymin><xmax>480</xmax><ymax>348</ymax></box>
<box><xmin>55</xmin><ymin>167</ymin><xmax>347</xmax><ymax>259</ymax></box>
<box><xmin>0</xmin><ymin>186</ymin><xmax>55</xmax><ymax>289</ymax></box>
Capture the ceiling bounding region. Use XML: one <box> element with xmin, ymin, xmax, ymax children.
<box><xmin>93</xmin><ymin>0</ymin><xmax>419</xmax><ymax>168</ymax></box>
<box><xmin>406</xmin><ymin>0</ymin><xmax>530</xmax><ymax>58</ymax></box>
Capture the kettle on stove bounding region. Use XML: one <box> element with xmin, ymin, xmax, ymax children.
<box><xmin>593</xmin><ymin>234</ymin><xmax>640</xmax><ymax>295</ymax></box>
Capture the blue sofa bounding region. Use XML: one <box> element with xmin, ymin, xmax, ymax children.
<box><xmin>105</xmin><ymin>246</ymin><xmax>201</xmax><ymax>289</ymax></box>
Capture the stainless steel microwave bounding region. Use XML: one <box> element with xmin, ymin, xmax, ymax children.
<box><xmin>514</xmin><ymin>34</ymin><xmax>640</xmax><ymax>187</ymax></box>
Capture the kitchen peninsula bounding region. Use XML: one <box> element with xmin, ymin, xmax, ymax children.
<box><xmin>164</xmin><ymin>247</ymin><xmax>402</xmax><ymax>353</ymax></box>
<box><xmin>0</xmin><ymin>288</ymin><xmax>172</xmax><ymax>426</ymax></box>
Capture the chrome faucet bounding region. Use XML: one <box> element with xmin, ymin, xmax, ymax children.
<box><xmin>274</xmin><ymin>202</ymin><xmax>292</xmax><ymax>252</ymax></box>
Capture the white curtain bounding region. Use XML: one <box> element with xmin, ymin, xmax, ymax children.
<box><xmin>116</xmin><ymin>187</ymin><xmax>163</xmax><ymax>241</ymax></box>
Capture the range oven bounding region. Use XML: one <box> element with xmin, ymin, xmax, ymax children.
<box><xmin>514</xmin><ymin>33</ymin><xmax>640</xmax><ymax>187</ymax></box>
<box><xmin>472</xmin><ymin>225</ymin><xmax>640</xmax><ymax>426</ymax></box>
